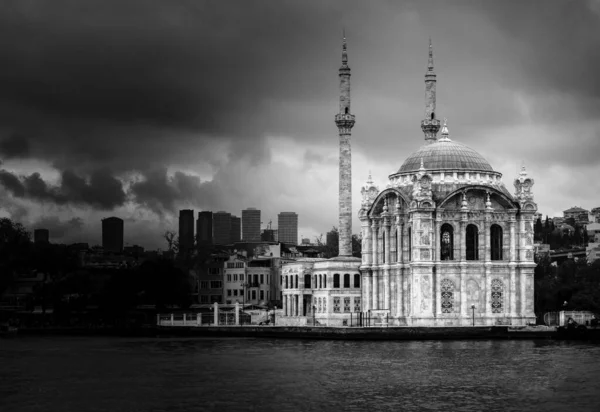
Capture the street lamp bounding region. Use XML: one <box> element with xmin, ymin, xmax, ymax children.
<box><xmin>471</xmin><ymin>304</ymin><xmax>475</xmax><ymax>327</ymax></box>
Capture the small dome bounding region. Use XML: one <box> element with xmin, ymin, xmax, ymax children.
<box><xmin>397</xmin><ymin>139</ymin><xmax>494</xmax><ymax>174</ymax></box>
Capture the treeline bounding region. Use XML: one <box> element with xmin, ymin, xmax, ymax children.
<box><xmin>1</xmin><ymin>218</ymin><xmax>193</xmax><ymax>327</ymax></box>
<box><xmin>534</xmin><ymin>254</ymin><xmax>600</xmax><ymax>316</ymax></box>
<box><xmin>534</xmin><ymin>216</ymin><xmax>589</xmax><ymax>249</ymax></box>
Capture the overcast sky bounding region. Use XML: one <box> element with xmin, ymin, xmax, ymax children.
<box><xmin>0</xmin><ymin>0</ymin><xmax>599</xmax><ymax>249</ymax></box>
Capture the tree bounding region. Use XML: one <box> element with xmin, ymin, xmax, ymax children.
<box><xmin>316</xmin><ymin>226</ymin><xmax>362</xmax><ymax>258</ymax></box>
<box><xmin>534</xmin><ymin>216</ymin><xmax>543</xmax><ymax>242</ymax></box>
<box><xmin>0</xmin><ymin>218</ymin><xmax>32</xmax><ymax>294</ymax></box>
<box><xmin>163</xmin><ymin>230</ymin><xmax>179</xmax><ymax>257</ymax></box>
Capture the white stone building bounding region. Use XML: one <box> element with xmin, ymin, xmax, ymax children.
<box><xmin>281</xmin><ymin>38</ymin><xmax>537</xmax><ymax>327</ymax></box>
<box><xmin>359</xmin><ymin>41</ymin><xmax>537</xmax><ymax>326</ymax></box>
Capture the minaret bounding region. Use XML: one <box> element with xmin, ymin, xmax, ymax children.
<box><xmin>335</xmin><ymin>33</ymin><xmax>355</xmax><ymax>257</ymax></box>
<box><xmin>421</xmin><ymin>39</ymin><xmax>441</xmax><ymax>144</ymax></box>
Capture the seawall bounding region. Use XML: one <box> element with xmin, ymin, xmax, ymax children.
<box><xmin>16</xmin><ymin>325</ymin><xmax>600</xmax><ymax>340</ymax></box>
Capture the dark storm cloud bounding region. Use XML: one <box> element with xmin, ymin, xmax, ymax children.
<box><xmin>31</xmin><ymin>216</ymin><xmax>84</xmax><ymax>240</ymax></box>
<box><xmin>0</xmin><ymin>134</ymin><xmax>30</xmax><ymax>159</ymax></box>
<box><xmin>483</xmin><ymin>0</ymin><xmax>600</xmax><ymax>101</ymax></box>
<box><xmin>0</xmin><ymin>0</ymin><xmax>354</xmax><ymax>171</ymax></box>
<box><xmin>0</xmin><ymin>168</ymin><xmax>126</xmax><ymax>209</ymax></box>
<box><xmin>130</xmin><ymin>169</ymin><xmax>205</xmax><ymax>214</ymax></box>
<box><xmin>0</xmin><ymin>169</ymin><xmax>25</xmax><ymax>197</ymax></box>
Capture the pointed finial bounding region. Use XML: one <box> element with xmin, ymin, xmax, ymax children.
<box><xmin>439</xmin><ymin>118</ymin><xmax>450</xmax><ymax>140</ymax></box>
<box><xmin>341</xmin><ymin>30</ymin><xmax>348</xmax><ymax>64</ymax></box>
<box><xmin>427</xmin><ymin>37</ymin><xmax>434</xmax><ymax>70</ymax></box>
<box><xmin>419</xmin><ymin>158</ymin><xmax>425</xmax><ymax>171</ymax></box>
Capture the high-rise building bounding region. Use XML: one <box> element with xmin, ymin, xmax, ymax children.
<box><xmin>196</xmin><ymin>211</ymin><xmax>213</xmax><ymax>246</ymax></box>
<box><xmin>179</xmin><ymin>209</ymin><xmax>195</xmax><ymax>254</ymax></box>
<box><xmin>102</xmin><ymin>217</ymin><xmax>124</xmax><ymax>253</ymax></box>
<box><xmin>213</xmin><ymin>211</ymin><xmax>232</xmax><ymax>245</ymax></box>
<box><xmin>34</xmin><ymin>228</ymin><xmax>50</xmax><ymax>243</ymax></box>
<box><xmin>230</xmin><ymin>215</ymin><xmax>241</xmax><ymax>243</ymax></box>
<box><xmin>278</xmin><ymin>212</ymin><xmax>298</xmax><ymax>245</ymax></box>
<box><xmin>242</xmin><ymin>208</ymin><xmax>261</xmax><ymax>241</ymax></box>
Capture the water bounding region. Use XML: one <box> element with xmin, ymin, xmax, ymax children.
<box><xmin>1</xmin><ymin>337</ymin><xmax>599</xmax><ymax>412</ymax></box>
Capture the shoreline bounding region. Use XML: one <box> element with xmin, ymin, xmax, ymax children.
<box><xmin>12</xmin><ymin>325</ymin><xmax>600</xmax><ymax>340</ymax></box>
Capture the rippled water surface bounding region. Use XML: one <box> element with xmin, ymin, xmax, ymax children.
<box><xmin>1</xmin><ymin>336</ymin><xmax>600</xmax><ymax>412</ymax></box>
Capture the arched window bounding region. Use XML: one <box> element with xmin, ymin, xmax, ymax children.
<box><xmin>319</xmin><ymin>274</ymin><xmax>322</xmax><ymax>289</ymax></box>
<box><xmin>333</xmin><ymin>274</ymin><xmax>340</xmax><ymax>288</ymax></box>
<box><xmin>304</xmin><ymin>274</ymin><xmax>311</xmax><ymax>289</ymax></box>
<box><xmin>285</xmin><ymin>276</ymin><xmax>288</xmax><ymax>289</ymax></box>
<box><xmin>431</xmin><ymin>112</ymin><xmax>435</xmax><ymax>120</ymax></box>
<box><xmin>491</xmin><ymin>279</ymin><xmax>504</xmax><ymax>313</ymax></box>
<box><xmin>408</xmin><ymin>227</ymin><xmax>412</xmax><ymax>261</ymax></box>
<box><xmin>466</xmin><ymin>224</ymin><xmax>479</xmax><ymax>260</ymax></box>
<box><xmin>440</xmin><ymin>223</ymin><xmax>454</xmax><ymax>261</ymax></box>
<box><xmin>491</xmin><ymin>224</ymin><xmax>503</xmax><ymax>260</ymax></box>
<box><xmin>441</xmin><ymin>279</ymin><xmax>455</xmax><ymax>313</ymax></box>
<box><xmin>345</xmin><ymin>107</ymin><xmax>349</xmax><ymax>114</ymax></box>
<box><xmin>295</xmin><ymin>274</ymin><xmax>298</xmax><ymax>288</ymax></box>
<box><xmin>343</xmin><ymin>274</ymin><xmax>350</xmax><ymax>288</ymax></box>
<box><xmin>323</xmin><ymin>275</ymin><xmax>327</xmax><ymax>288</ymax></box>
<box><xmin>354</xmin><ymin>274</ymin><xmax>360</xmax><ymax>288</ymax></box>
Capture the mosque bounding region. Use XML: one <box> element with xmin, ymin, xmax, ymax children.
<box><xmin>280</xmin><ymin>38</ymin><xmax>537</xmax><ymax>327</ymax></box>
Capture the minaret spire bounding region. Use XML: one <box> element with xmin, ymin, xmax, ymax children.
<box><xmin>421</xmin><ymin>38</ymin><xmax>440</xmax><ymax>144</ymax></box>
<box><xmin>335</xmin><ymin>31</ymin><xmax>355</xmax><ymax>257</ymax></box>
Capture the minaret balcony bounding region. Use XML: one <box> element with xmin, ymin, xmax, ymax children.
<box><xmin>335</xmin><ymin>113</ymin><xmax>356</xmax><ymax>130</ymax></box>
<box><xmin>421</xmin><ymin>118</ymin><xmax>441</xmax><ymax>128</ymax></box>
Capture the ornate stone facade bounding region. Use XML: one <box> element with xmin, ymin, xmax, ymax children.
<box><xmin>281</xmin><ymin>40</ymin><xmax>537</xmax><ymax>327</ymax></box>
<box><xmin>358</xmin><ymin>43</ymin><xmax>537</xmax><ymax>326</ymax></box>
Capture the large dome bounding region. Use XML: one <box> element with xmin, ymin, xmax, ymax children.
<box><xmin>397</xmin><ymin>139</ymin><xmax>494</xmax><ymax>174</ymax></box>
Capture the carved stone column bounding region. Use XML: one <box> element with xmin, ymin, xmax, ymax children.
<box><xmin>371</xmin><ymin>220</ymin><xmax>378</xmax><ymax>266</ymax></box>
<box><xmin>362</xmin><ymin>218</ymin><xmax>372</xmax><ymax>265</ymax></box>
<box><xmin>460</xmin><ymin>210</ymin><xmax>468</xmax><ymax>319</ymax></box>
<box><xmin>397</xmin><ymin>219</ymin><xmax>403</xmax><ymax>263</ymax></box>
<box><xmin>372</xmin><ymin>268</ymin><xmax>379</xmax><ymax>310</ymax></box>
<box><xmin>363</xmin><ymin>272</ymin><xmax>371</xmax><ymax>311</ymax></box>
<box><xmin>484</xmin><ymin>211</ymin><xmax>492</xmax><ymax>319</ymax></box>
<box><xmin>509</xmin><ymin>215</ymin><xmax>517</xmax><ymax>317</ymax></box>
<box><xmin>435</xmin><ymin>217</ymin><xmax>442</xmax><ymax>262</ymax></box>
<box><xmin>384</xmin><ymin>218</ymin><xmax>391</xmax><ymax>264</ymax></box>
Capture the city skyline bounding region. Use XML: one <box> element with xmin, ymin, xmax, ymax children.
<box><xmin>0</xmin><ymin>1</ymin><xmax>599</xmax><ymax>250</ymax></box>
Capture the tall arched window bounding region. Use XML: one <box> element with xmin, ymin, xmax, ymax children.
<box><xmin>354</xmin><ymin>274</ymin><xmax>360</xmax><ymax>288</ymax></box>
<box><xmin>343</xmin><ymin>274</ymin><xmax>350</xmax><ymax>288</ymax></box>
<box><xmin>491</xmin><ymin>279</ymin><xmax>504</xmax><ymax>313</ymax></box>
<box><xmin>440</xmin><ymin>223</ymin><xmax>454</xmax><ymax>261</ymax></box>
<box><xmin>295</xmin><ymin>274</ymin><xmax>298</xmax><ymax>288</ymax></box>
<box><xmin>304</xmin><ymin>274</ymin><xmax>311</xmax><ymax>289</ymax></box>
<box><xmin>466</xmin><ymin>224</ymin><xmax>479</xmax><ymax>260</ymax></box>
<box><xmin>285</xmin><ymin>276</ymin><xmax>288</xmax><ymax>289</ymax></box>
<box><xmin>441</xmin><ymin>279</ymin><xmax>455</xmax><ymax>313</ymax></box>
<box><xmin>323</xmin><ymin>275</ymin><xmax>327</xmax><ymax>288</ymax></box>
<box><xmin>333</xmin><ymin>274</ymin><xmax>340</xmax><ymax>288</ymax></box>
<box><xmin>408</xmin><ymin>227</ymin><xmax>412</xmax><ymax>261</ymax></box>
<box><xmin>319</xmin><ymin>274</ymin><xmax>322</xmax><ymax>289</ymax></box>
<box><xmin>491</xmin><ymin>224</ymin><xmax>503</xmax><ymax>260</ymax></box>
